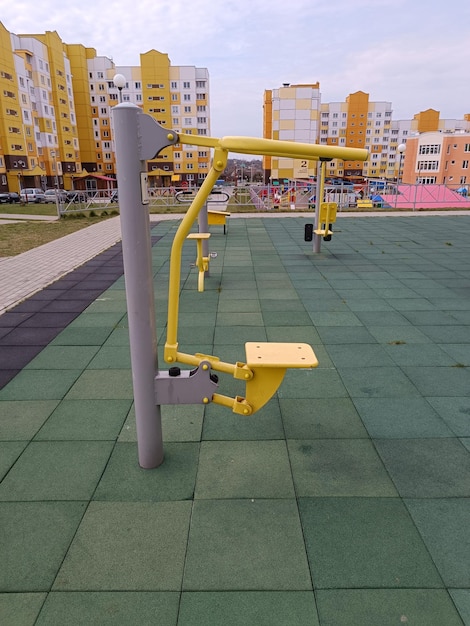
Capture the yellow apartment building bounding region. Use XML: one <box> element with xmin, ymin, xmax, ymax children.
<box><xmin>0</xmin><ymin>22</ymin><xmax>210</xmax><ymax>193</ymax></box>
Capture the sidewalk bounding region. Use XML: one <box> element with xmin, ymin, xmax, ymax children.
<box><xmin>1</xmin><ymin>213</ymin><xmax>470</xmax><ymax>624</ymax></box>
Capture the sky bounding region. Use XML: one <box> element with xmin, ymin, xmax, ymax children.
<box><xmin>2</xmin><ymin>0</ymin><xmax>470</xmax><ymax>145</ymax></box>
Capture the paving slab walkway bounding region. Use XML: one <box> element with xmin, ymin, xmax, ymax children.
<box><xmin>1</xmin><ymin>212</ymin><xmax>470</xmax><ymax>625</ymax></box>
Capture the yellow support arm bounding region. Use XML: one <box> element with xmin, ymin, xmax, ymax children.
<box><xmin>163</xmin><ymin>132</ymin><xmax>368</xmax><ymax>413</ymax></box>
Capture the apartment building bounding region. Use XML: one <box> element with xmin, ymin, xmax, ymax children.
<box><xmin>0</xmin><ymin>22</ymin><xmax>210</xmax><ymax>193</ymax></box>
<box><xmin>263</xmin><ymin>84</ymin><xmax>470</xmax><ymax>184</ymax></box>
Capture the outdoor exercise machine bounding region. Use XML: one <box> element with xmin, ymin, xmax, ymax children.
<box><xmin>112</xmin><ymin>102</ymin><xmax>368</xmax><ymax>468</ymax></box>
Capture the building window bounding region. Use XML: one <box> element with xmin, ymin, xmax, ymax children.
<box><xmin>463</xmin><ymin>160</ymin><xmax>469</xmax><ymax>169</ymax></box>
<box><xmin>183</xmin><ymin>81</ymin><xmax>190</xmax><ymax>88</ymax></box>
<box><xmin>183</xmin><ymin>94</ymin><xmax>191</xmax><ymax>101</ymax></box>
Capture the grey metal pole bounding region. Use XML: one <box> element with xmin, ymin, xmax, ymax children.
<box><xmin>313</xmin><ymin>160</ymin><xmax>322</xmax><ymax>254</ymax></box>
<box><xmin>112</xmin><ymin>103</ymin><xmax>163</xmax><ymax>468</ymax></box>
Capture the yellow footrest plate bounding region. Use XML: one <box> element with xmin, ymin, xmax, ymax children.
<box><xmin>187</xmin><ymin>233</ymin><xmax>211</xmax><ymax>240</ymax></box>
<box><xmin>245</xmin><ymin>342</ymin><xmax>318</xmax><ymax>368</ymax></box>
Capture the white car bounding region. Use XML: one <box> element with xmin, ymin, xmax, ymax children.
<box><xmin>44</xmin><ymin>189</ymin><xmax>67</xmax><ymax>203</ymax></box>
<box><xmin>20</xmin><ymin>188</ymin><xmax>46</xmax><ymax>203</ymax></box>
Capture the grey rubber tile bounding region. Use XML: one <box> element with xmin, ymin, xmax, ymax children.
<box><xmin>405</xmin><ymin>498</ymin><xmax>470</xmax><ymax>587</ymax></box>
<box><xmin>374</xmin><ymin>439</ymin><xmax>470</xmax><ymax>497</ymax></box>
<box><xmin>401</xmin><ymin>366</ymin><xmax>470</xmax><ymax>397</ymax></box>
<box><xmin>288</xmin><ymin>439</ymin><xmax>398</xmax><ymax>497</ymax></box>
<box><xmin>315</xmin><ymin>589</ymin><xmax>464</xmax><ymax>626</ymax></box>
<box><xmin>178</xmin><ymin>591</ymin><xmax>320</xmax><ymax>626</ymax></box>
<box><xmin>0</xmin><ymin>502</ymin><xmax>86</xmax><ymax>591</ymax></box>
<box><xmin>183</xmin><ymin>499</ymin><xmax>311</xmax><ymax>591</ymax></box>
<box><xmin>299</xmin><ymin>497</ymin><xmax>443</xmax><ymax>589</ymax></box>
<box><xmin>35</xmin><ymin>592</ymin><xmax>179</xmax><ymax>626</ymax></box>
<box><xmin>53</xmin><ymin>501</ymin><xmax>191</xmax><ymax>590</ymax></box>
<box><xmin>327</xmin><ymin>343</ymin><xmax>395</xmax><ymax>368</ymax></box>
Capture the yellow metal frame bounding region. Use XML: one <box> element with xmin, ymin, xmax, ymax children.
<box><xmin>163</xmin><ymin>133</ymin><xmax>368</xmax><ymax>414</ymax></box>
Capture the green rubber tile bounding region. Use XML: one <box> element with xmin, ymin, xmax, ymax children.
<box><xmin>354</xmin><ymin>310</ymin><xmax>411</xmax><ymax>326</ymax></box>
<box><xmin>213</xmin><ymin>326</ymin><xmax>267</xmax><ymax>344</ymax></box>
<box><xmin>288</xmin><ymin>439</ymin><xmax>397</xmax><ymax>497</ymax></box>
<box><xmin>367</xmin><ymin>325</ymin><xmax>431</xmax><ymax>344</ymax></box>
<box><xmin>35</xmin><ymin>592</ymin><xmax>179</xmax><ymax>626</ymax></box>
<box><xmin>218</xmin><ymin>299</ymin><xmax>261</xmax><ymax>313</ymax></box>
<box><xmin>54</xmin><ymin>501</ymin><xmax>191</xmax><ymax>591</ymax></box>
<box><xmin>50</xmin><ymin>326</ymin><xmax>113</xmax><ymax>346</ymax></box>
<box><xmin>358</xmin><ymin>396</ymin><xmax>454</xmax><ymax>438</ymax></box>
<box><xmin>178</xmin><ymin>325</ymin><xmax>215</xmax><ymax>344</ymax></box>
<box><xmin>86</xmin><ymin>346</ymin><xmax>132</xmax><ymax>369</ymax></box>
<box><xmin>385</xmin><ymin>298</ymin><xmax>437</xmax><ymax>311</ymax></box>
<box><xmin>342</xmin><ymin>297</ymin><xmax>394</xmax><ymax>312</ymax></box>
<box><xmin>178</xmin><ymin>591</ymin><xmax>319</xmax><ymax>626</ymax></box>
<box><xmin>25</xmin><ymin>345</ymin><xmax>100</xmax><ymax>370</ymax></box>
<box><xmin>0</xmin><ymin>501</ymin><xmax>86</xmax><ymax>591</ymax></box>
<box><xmin>217</xmin><ymin>312</ymin><xmax>264</xmax><ymax>326</ymax></box>
<box><xmin>183</xmin><ymin>499</ymin><xmax>312</xmax><ymax>591</ymax></box>
<box><xmin>327</xmin><ymin>343</ymin><xmax>395</xmax><ymax>368</ymax></box>
<box><xmin>67</xmin><ymin>312</ymin><xmax>126</xmax><ymax>328</ymax></box>
<box><xmin>403</xmin><ymin>310</ymin><xmax>461</xmax><ymax>325</ymax></box>
<box><xmin>0</xmin><ymin>593</ymin><xmax>46</xmax><ymax>626</ymax></box>
<box><xmin>265</xmin><ymin>325</ymin><xmax>320</xmax><ymax>344</ymax></box>
<box><xmin>262</xmin><ymin>310</ymin><xmax>312</xmax><ymax>326</ymax></box>
<box><xmin>402</xmin><ymin>366</ymin><xmax>470</xmax><ymax>397</ymax></box>
<box><xmin>217</xmin><ymin>289</ymin><xmax>259</xmax><ymax>301</ymax></box>
<box><xmin>259</xmin><ymin>298</ymin><xmax>305</xmax><ymax>312</ymax></box>
<box><xmin>101</xmin><ymin>327</ymin><xmax>130</xmax><ymax>346</ymax></box>
<box><xmin>420</xmin><ymin>325</ymin><xmax>470</xmax><ymax>344</ymax></box>
<box><xmin>280</xmin><ymin>398</ymin><xmax>368</xmax><ymax>439</ymax></box>
<box><xmin>0</xmin><ymin>400</ymin><xmax>58</xmax><ymax>439</ymax></box>
<box><xmin>315</xmin><ymin>589</ymin><xmax>464</xmax><ymax>626</ymax></box>
<box><xmin>0</xmin><ymin>442</ymin><xmax>27</xmax><ymax>480</ymax></box>
<box><xmin>461</xmin><ymin>438</ymin><xmax>470</xmax><ymax>453</ymax></box>
<box><xmin>0</xmin><ymin>370</ymin><xmax>82</xmax><ymax>401</ymax></box>
<box><xmin>299</xmin><ymin>497</ymin><xmax>443</xmax><ymax>589</ymax></box>
<box><xmin>374</xmin><ymin>439</ymin><xmax>470</xmax><ymax>497</ymax></box>
<box><xmin>94</xmin><ymin>442</ymin><xmax>198</xmax><ymax>501</ymax></box>
<box><xmin>405</xmin><ymin>499</ymin><xmax>470</xmax><ymax>587</ymax></box>
<box><xmin>384</xmin><ymin>343</ymin><xmax>455</xmax><ymax>366</ymax></box>
<box><xmin>316</xmin><ymin>326</ymin><xmax>378</xmax><ymax>344</ymax></box>
<box><xmin>338</xmin><ymin>366</ymin><xmax>421</xmax><ymax>398</ymax></box>
<box><xmin>257</xmin><ymin>288</ymin><xmax>300</xmax><ymax>300</ymax></box>
<box><xmin>195</xmin><ymin>440</ymin><xmax>294</xmax><ymax>499</ymax></box>
<box><xmin>179</xmin><ymin>311</ymin><xmax>217</xmax><ymax>326</ymax></box>
<box><xmin>0</xmin><ymin>441</ymin><xmax>113</xmax><ymax>501</ymax></box>
<box><xmin>65</xmin><ymin>369</ymin><xmax>134</xmax><ymax>400</ymax></box>
<box><xmin>34</xmin><ymin>399</ymin><xmax>131</xmax><ymax>440</ymax></box>
<box><xmin>202</xmin><ymin>399</ymin><xmax>284</xmax><ymax>441</ymax></box>
<box><xmin>440</xmin><ymin>343</ymin><xmax>470</xmax><ymax>366</ymax></box>
<box><xmin>308</xmin><ymin>311</ymin><xmax>362</xmax><ymax>326</ymax></box>
<box><xmin>279</xmin><ymin>369</ymin><xmax>348</xmax><ymax>399</ymax></box>
<box><xmin>450</xmin><ymin>590</ymin><xmax>470</xmax><ymax>625</ymax></box>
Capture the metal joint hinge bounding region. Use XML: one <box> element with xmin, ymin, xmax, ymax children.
<box><xmin>154</xmin><ymin>360</ymin><xmax>218</xmax><ymax>405</ymax></box>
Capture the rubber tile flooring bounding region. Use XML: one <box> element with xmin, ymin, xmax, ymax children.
<box><xmin>1</xmin><ymin>215</ymin><xmax>470</xmax><ymax>625</ymax></box>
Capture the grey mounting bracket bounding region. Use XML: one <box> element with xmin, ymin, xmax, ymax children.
<box><xmin>138</xmin><ymin>110</ymin><xmax>179</xmax><ymax>161</ymax></box>
<box><xmin>154</xmin><ymin>361</ymin><xmax>219</xmax><ymax>405</ymax></box>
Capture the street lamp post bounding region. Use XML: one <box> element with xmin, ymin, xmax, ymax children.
<box><xmin>113</xmin><ymin>73</ymin><xmax>126</xmax><ymax>103</ymax></box>
<box><xmin>395</xmin><ymin>143</ymin><xmax>406</xmax><ymax>208</ymax></box>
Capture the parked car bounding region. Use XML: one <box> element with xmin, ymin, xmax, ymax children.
<box><xmin>20</xmin><ymin>188</ymin><xmax>46</xmax><ymax>203</ymax></box>
<box><xmin>66</xmin><ymin>190</ymin><xmax>87</xmax><ymax>203</ymax></box>
<box><xmin>7</xmin><ymin>192</ymin><xmax>20</xmax><ymax>203</ymax></box>
<box><xmin>44</xmin><ymin>189</ymin><xmax>67</xmax><ymax>203</ymax></box>
<box><xmin>0</xmin><ymin>191</ymin><xmax>20</xmax><ymax>204</ymax></box>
